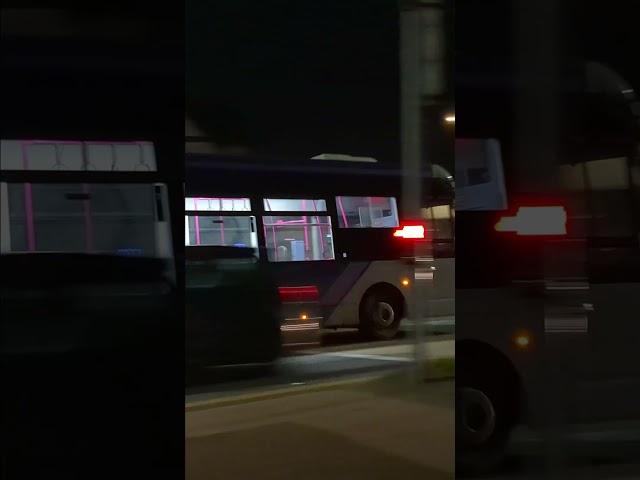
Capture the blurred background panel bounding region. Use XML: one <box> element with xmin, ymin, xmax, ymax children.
<box><xmin>1</xmin><ymin>5</ymin><xmax>185</xmax><ymax>478</ymax></box>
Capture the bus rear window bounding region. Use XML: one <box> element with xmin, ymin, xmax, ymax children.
<box><xmin>335</xmin><ymin>196</ymin><xmax>399</xmax><ymax>228</ymax></box>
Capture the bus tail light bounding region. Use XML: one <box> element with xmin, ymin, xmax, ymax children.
<box><xmin>495</xmin><ymin>206</ymin><xmax>567</xmax><ymax>236</ymax></box>
<box><xmin>393</xmin><ymin>224</ymin><xmax>426</xmax><ymax>240</ymax></box>
<box><xmin>278</xmin><ymin>285</ymin><xmax>320</xmax><ymax>303</ymax></box>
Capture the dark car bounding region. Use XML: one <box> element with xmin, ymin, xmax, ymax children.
<box><xmin>186</xmin><ymin>246</ymin><xmax>282</xmax><ymax>370</ymax></box>
<box><xmin>1</xmin><ymin>253</ymin><xmax>181</xmax><ymax>477</ymax></box>
<box><xmin>1</xmin><ymin>253</ymin><xmax>178</xmax><ymax>357</ymax></box>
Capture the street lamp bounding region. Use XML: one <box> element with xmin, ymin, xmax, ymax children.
<box><xmin>444</xmin><ymin>114</ymin><xmax>455</xmax><ymax>124</ymax></box>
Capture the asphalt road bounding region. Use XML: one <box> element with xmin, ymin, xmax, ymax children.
<box><xmin>185</xmin><ymin>334</ymin><xmax>454</xmax><ymax>402</ymax></box>
<box><xmin>464</xmin><ymin>424</ymin><xmax>640</xmax><ymax>479</ymax></box>
<box><xmin>187</xmin><ymin>380</ymin><xmax>455</xmax><ymax>480</ymax></box>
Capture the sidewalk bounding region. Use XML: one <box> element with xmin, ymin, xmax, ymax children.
<box><xmin>186</xmin><ymin>376</ymin><xmax>454</xmax><ymax>480</ymax></box>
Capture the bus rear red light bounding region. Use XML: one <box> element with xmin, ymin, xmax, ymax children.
<box><xmin>278</xmin><ymin>285</ymin><xmax>320</xmax><ymax>302</ymax></box>
<box><xmin>393</xmin><ymin>224</ymin><xmax>426</xmax><ymax>239</ymax></box>
<box><xmin>495</xmin><ymin>206</ymin><xmax>567</xmax><ymax>236</ymax></box>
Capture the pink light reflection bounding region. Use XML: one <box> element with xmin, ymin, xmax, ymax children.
<box><xmin>302</xmin><ymin>199</ymin><xmax>309</xmax><ymax>255</ymax></box>
<box><xmin>194</xmin><ymin>216</ymin><xmax>201</xmax><ymax>245</ymax></box>
<box><xmin>20</xmin><ymin>142</ymin><xmax>36</xmax><ymax>251</ymax></box>
<box><xmin>336</xmin><ymin>196</ymin><xmax>349</xmax><ymax>227</ymax></box>
<box><xmin>82</xmin><ymin>184</ymin><xmax>93</xmax><ymax>252</ymax></box>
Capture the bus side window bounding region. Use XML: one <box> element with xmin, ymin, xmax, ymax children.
<box><xmin>455</xmin><ymin>138</ymin><xmax>508</xmax><ymax>211</ymax></box>
<box><xmin>186</xmin><ymin>215</ymin><xmax>258</xmax><ymax>250</ymax></box>
<box><xmin>184</xmin><ymin>196</ymin><xmax>259</xmax><ymax>253</ymax></box>
<box><xmin>261</xmin><ymin>198</ymin><xmax>335</xmax><ymax>262</ymax></box>
<box><xmin>335</xmin><ymin>196</ymin><xmax>399</xmax><ymax>228</ymax></box>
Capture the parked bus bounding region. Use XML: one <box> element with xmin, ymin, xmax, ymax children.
<box><xmin>185</xmin><ymin>153</ymin><xmax>455</xmax><ymax>340</ymax></box>
<box><xmin>455</xmin><ymin>62</ymin><xmax>640</xmax><ymax>473</ymax></box>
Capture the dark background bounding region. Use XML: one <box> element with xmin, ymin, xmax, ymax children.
<box><xmin>456</xmin><ymin>1</ymin><xmax>640</xmax><ymax>123</ymax></box>
<box><xmin>187</xmin><ymin>0</ymin><xmax>454</xmax><ymax>168</ymax></box>
<box><xmin>1</xmin><ymin>6</ymin><xmax>185</xmax><ymax>478</ymax></box>
<box><xmin>187</xmin><ymin>0</ymin><xmax>403</xmax><ymax>162</ymax></box>
<box><xmin>188</xmin><ymin>0</ymin><xmax>637</xmax><ymax>170</ymax></box>
<box><xmin>2</xmin><ymin>8</ymin><xmax>183</xmax><ymax>163</ymax></box>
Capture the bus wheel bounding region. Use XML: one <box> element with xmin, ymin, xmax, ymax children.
<box><xmin>456</xmin><ymin>367</ymin><xmax>512</xmax><ymax>475</ymax></box>
<box><xmin>360</xmin><ymin>289</ymin><xmax>402</xmax><ymax>340</ymax></box>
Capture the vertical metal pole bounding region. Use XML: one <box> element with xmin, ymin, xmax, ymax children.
<box><xmin>400</xmin><ymin>0</ymin><xmax>444</xmax><ymax>378</ymax></box>
<box><xmin>515</xmin><ymin>2</ymin><xmax>577</xmax><ymax>477</ymax></box>
<box><xmin>400</xmin><ymin>1</ymin><xmax>424</xmax><ymax>376</ymax></box>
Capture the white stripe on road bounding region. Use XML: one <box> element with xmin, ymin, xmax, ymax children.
<box><xmin>349</xmin><ymin>340</ymin><xmax>454</xmax><ymax>359</ymax></box>
<box><xmin>326</xmin><ymin>352</ymin><xmax>414</xmax><ymax>363</ymax></box>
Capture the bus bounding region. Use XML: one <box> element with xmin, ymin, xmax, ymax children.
<box><xmin>455</xmin><ymin>62</ymin><xmax>640</xmax><ymax>473</ymax></box>
<box><xmin>185</xmin><ymin>153</ymin><xmax>455</xmax><ymax>340</ymax></box>
<box><xmin>1</xmin><ymin>139</ymin><xmax>176</xmax><ymax>280</ymax></box>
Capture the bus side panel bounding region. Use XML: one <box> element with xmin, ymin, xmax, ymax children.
<box><xmin>268</xmin><ymin>261</ymin><xmax>376</xmax><ymax>328</ymax></box>
<box><xmin>326</xmin><ymin>260</ymin><xmax>413</xmax><ymax>328</ymax></box>
<box><xmin>268</xmin><ymin>261</ymin><xmax>351</xmax><ymax>292</ymax></box>
<box><xmin>431</xmin><ymin>257</ymin><xmax>455</xmax><ymax>316</ymax></box>
<box><xmin>268</xmin><ymin>256</ymin><xmax>452</xmax><ymax>329</ymax></box>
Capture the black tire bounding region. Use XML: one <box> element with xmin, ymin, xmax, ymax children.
<box><xmin>359</xmin><ymin>289</ymin><xmax>403</xmax><ymax>340</ymax></box>
<box><xmin>456</xmin><ymin>363</ymin><xmax>514</xmax><ymax>476</ymax></box>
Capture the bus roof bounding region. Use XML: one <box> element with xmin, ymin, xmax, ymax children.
<box><xmin>186</xmin><ymin>152</ymin><xmax>438</xmax><ymax>176</ymax></box>
<box><xmin>185</xmin><ymin>153</ymin><xmax>453</xmax><ymax>201</ymax></box>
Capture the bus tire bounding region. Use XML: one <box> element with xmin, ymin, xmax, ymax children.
<box><xmin>359</xmin><ymin>288</ymin><xmax>403</xmax><ymax>340</ymax></box>
<box><xmin>456</xmin><ymin>361</ymin><xmax>514</xmax><ymax>475</ymax></box>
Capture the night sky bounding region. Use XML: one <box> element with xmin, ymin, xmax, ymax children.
<box><xmin>456</xmin><ymin>0</ymin><xmax>640</xmax><ymax>87</ymax></box>
<box><xmin>4</xmin><ymin>2</ymin><xmax>637</xmax><ymax>167</ymax></box>
<box><xmin>2</xmin><ymin>9</ymin><xmax>184</xmax><ymax>179</ymax></box>
<box><xmin>187</xmin><ymin>0</ymin><xmax>401</xmax><ymax>162</ymax></box>
<box><xmin>456</xmin><ymin>0</ymin><xmax>639</xmax><ymax>156</ymax></box>
<box><xmin>188</xmin><ymin>0</ymin><xmax>638</xmax><ymax>168</ymax></box>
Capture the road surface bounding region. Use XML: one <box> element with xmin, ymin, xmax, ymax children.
<box><xmin>186</xmin><ymin>334</ymin><xmax>454</xmax><ymax>403</ymax></box>
<box><xmin>187</xmin><ymin>379</ymin><xmax>454</xmax><ymax>480</ymax></box>
<box><xmin>465</xmin><ymin>424</ymin><xmax>640</xmax><ymax>479</ymax></box>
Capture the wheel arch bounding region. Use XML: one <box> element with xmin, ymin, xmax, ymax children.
<box><xmin>456</xmin><ymin>339</ymin><xmax>525</xmax><ymax>425</ymax></box>
<box><xmin>358</xmin><ymin>282</ymin><xmax>407</xmax><ymax>324</ymax></box>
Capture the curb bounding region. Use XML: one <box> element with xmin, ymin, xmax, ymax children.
<box><xmin>185</xmin><ymin>374</ymin><xmax>383</xmax><ymax>412</ymax></box>
<box><xmin>306</xmin><ymin>334</ymin><xmax>454</xmax><ymax>354</ymax></box>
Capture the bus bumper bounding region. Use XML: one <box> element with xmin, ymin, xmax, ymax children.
<box><xmin>280</xmin><ymin>304</ymin><xmax>321</xmax><ymax>348</ymax></box>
